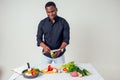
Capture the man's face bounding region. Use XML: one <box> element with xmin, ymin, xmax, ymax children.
<box><xmin>45</xmin><ymin>6</ymin><xmax>57</xmax><ymax>20</ymax></box>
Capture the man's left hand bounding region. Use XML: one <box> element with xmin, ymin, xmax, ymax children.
<box><xmin>53</xmin><ymin>50</ymin><xmax>61</xmax><ymax>58</ymax></box>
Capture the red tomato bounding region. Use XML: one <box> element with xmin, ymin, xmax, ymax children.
<box><xmin>31</xmin><ymin>70</ymin><xmax>36</xmax><ymax>76</ymax></box>
<box><xmin>63</xmin><ymin>68</ymin><xmax>68</xmax><ymax>72</ymax></box>
<box><xmin>48</xmin><ymin>65</ymin><xmax>53</xmax><ymax>71</ymax></box>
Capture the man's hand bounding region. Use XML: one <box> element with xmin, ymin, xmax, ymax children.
<box><xmin>40</xmin><ymin>42</ymin><xmax>51</xmax><ymax>54</ymax></box>
<box><xmin>52</xmin><ymin>50</ymin><xmax>61</xmax><ymax>58</ymax></box>
<box><xmin>43</xmin><ymin>46</ymin><xmax>51</xmax><ymax>54</ymax></box>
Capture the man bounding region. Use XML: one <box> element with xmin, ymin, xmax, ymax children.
<box><xmin>36</xmin><ymin>1</ymin><xmax>70</xmax><ymax>64</ymax></box>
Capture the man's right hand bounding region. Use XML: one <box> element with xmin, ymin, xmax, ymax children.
<box><xmin>40</xmin><ymin>42</ymin><xmax>51</xmax><ymax>54</ymax></box>
<box><xmin>43</xmin><ymin>46</ymin><xmax>51</xmax><ymax>54</ymax></box>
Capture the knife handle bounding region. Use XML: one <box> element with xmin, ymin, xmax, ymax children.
<box><xmin>27</xmin><ymin>62</ymin><xmax>30</xmax><ymax>69</ymax></box>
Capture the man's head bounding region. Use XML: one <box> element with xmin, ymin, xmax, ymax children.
<box><xmin>45</xmin><ymin>1</ymin><xmax>57</xmax><ymax>20</ymax></box>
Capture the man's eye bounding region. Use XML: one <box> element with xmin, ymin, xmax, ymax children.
<box><xmin>48</xmin><ymin>11</ymin><xmax>54</xmax><ymax>13</ymax></box>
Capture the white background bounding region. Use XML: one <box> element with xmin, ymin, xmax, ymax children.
<box><xmin>0</xmin><ymin>0</ymin><xmax>120</xmax><ymax>80</ymax></box>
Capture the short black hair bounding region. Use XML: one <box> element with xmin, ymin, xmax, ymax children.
<box><xmin>45</xmin><ymin>1</ymin><xmax>56</xmax><ymax>8</ymax></box>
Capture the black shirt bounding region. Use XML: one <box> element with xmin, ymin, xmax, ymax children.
<box><xmin>36</xmin><ymin>16</ymin><xmax>70</xmax><ymax>58</ymax></box>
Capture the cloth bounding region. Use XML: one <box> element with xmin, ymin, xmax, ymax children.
<box><xmin>9</xmin><ymin>65</ymin><xmax>27</xmax><ymax>80</ymax></box>
<box><xmin>36</xmin><ymin>16</ymin><xmax>70</xmax><ymax>58</ymax></box>
<box><xmin>11</xmin><ymin>65</ymin><xmax>28</xmax><ymax>74</ymax></box>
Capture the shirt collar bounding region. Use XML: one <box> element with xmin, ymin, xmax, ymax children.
<box><xmin>47</xmin><ymin>16</ymin><xmax>59</xmax><ymax>23</ymax></box>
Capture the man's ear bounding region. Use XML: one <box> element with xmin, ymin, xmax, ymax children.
<box><xmin>56</xmin><ymin>8</ymin><xmax>58</xmax><ymax>11</ymax></box>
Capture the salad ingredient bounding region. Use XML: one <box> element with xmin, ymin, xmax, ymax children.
<box><xmin>50</xmin><ymin>51</ymin><xmax>54</xmax><ymax>57</ymax></box>
<box><xmin>78</xmin><ymin>73</ymin><xmax>82</xmax><ymax>78</ymax></box>
<box><xmin>22</xmin><ymin>68</ymin><xmax>40</xmax><ymax>78</ymax></box>
<box><xmin>60</xmin><ymin>61</ymin><xmax>84</xmax><ymax>75</ymax></box>
<box><xmin>41</xmin><ymin>65</ymin><xmax>58</xmax><ymax>74</ymax></box>
<box><xmin>63</xmin><ymin>68</ymin><xmax>68</xmax><ymax>72</ymax></box>
<box><xmin>83</xmin><ymin>69</ymin><xmax>91</xmax><ymax>76</ymax></box>
<box><xmin>30</xmin><ymin>70</ymin><xmax>36</xmax><ymax>76</ymax></box>
<box><xmin>48</xmin><ymin>65</ymin><xmax>53</xmax><ymax>71</ymax></box>
<box><xmin>70</xmin><ymin>72</ymin><xmax>78</xmax><ymax>77</ymax></box>
<box><xmin>53</xmin><ymin>68</ymin><xmax>57</xmax><ymax>73</ymax></box>
<box><xmin>60</xmin><ymin>61</ymin><xmax>91</xmax><ymax>77</ymax></box>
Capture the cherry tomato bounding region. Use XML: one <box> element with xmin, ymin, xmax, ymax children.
<box><xmin>63</xmin><ymin>68</ymin><xmax>68</xmax><ymax>72</ymax></box>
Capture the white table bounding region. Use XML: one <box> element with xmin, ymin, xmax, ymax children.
<box><xmin>8</xmin><ymin>63</ymin><xmax>104</xmax><ymax>80</ymax></box>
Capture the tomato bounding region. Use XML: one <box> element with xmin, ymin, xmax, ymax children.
<box><xmin>48</xmin><ymin>65</ymin><xmax>53</xmax><ymax>71</ymax></box>
<box><xmin>63</xmin><ymin>68</ymin><xmax>68</xmax><ymax>72</ymax></box>
<box><xmin>31</xmin><ymin>70</ymin><xmax>36</xmax><ymax>76</ymax></box>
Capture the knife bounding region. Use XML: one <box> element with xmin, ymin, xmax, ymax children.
<box><xmin>27</xmin><ymin>62</ymin><xmax>31</xmax><ymax>71</ymax></box>
<box><xmin>50</xmin><ymin>49</ymin><xmax>61</xmax><ymax>52</ymax></box>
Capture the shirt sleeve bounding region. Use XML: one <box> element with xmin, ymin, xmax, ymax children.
<box><xmin>36</xmin><ymin>21</ymin><xmax>44</xmax><ymax>46</ymax></box>
<box><xmin>63</xmin><ymin>19</ymin><xmax>70</xmax><ymax>44</ymax></box>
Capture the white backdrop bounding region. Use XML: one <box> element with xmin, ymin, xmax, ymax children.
<box><xmin>0</xmin><ymin>0</ymin><xmax>120</xmax><ymax>80</ymax></box>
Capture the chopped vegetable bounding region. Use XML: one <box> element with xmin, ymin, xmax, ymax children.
<box><xmin>31</xmin><ymin>70</ymin><xmax>36</xmax><ymax>76</ymax></box>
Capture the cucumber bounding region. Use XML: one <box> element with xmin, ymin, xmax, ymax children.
<box><xmin>83</xmin><ymin>69</ymin><xmax>90</xmax><ymax>76</ymax></box>
<box><xmin>50</xmin><ymin>51</ymin><xmax>54</xmax><ymax>57</ymax></box>
<box><xmin>76</xmin><ymin>67</ymin><xmax>85</xmax><ymax>76</ymax></box>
